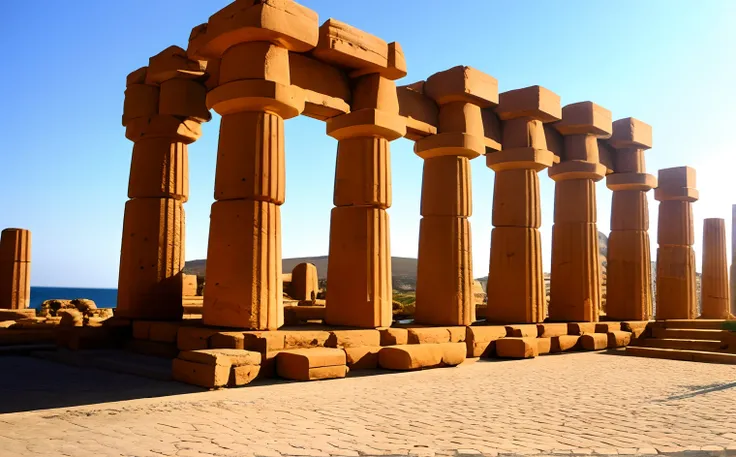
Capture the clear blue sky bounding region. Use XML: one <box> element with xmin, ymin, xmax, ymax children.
<box><xmin>2</xmin><ymin>1</ymin><xmax>735</xmax><ymax>288</ymax></box>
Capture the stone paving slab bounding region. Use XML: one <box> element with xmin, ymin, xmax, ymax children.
<box><xmin>0</xmin><ymin>352</ymin><xmax>735</xmax><ymax>456</ymax></box>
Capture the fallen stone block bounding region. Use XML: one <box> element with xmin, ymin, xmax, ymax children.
<box><xmin>228</xmin><ymin>365</ymin><xmax>261</xmax><ymax>387</ymax></box>
<box><xmin>380</xmin><ymin>328</ymin><xmax>408</xmax><ymax>346</ymax></box>
<box><xmin>126</xmin><ymin>339</ymin><xmax>179</xmax><ymax>359</ymax></box>
<box><xmin>495</xmin><ymin>337</ymin><xmax>539</xmax><ymax>358</ymax></box>
<box><xmin>177</xmin><ymin>327</ymin><xmax>218</xmax><ymax>350</ymax></box>
<box><xmin>378</xmin><ymin>342</ymin><xmax>465</xmax><ymax>370</ymax></box>
<box><xmin>595</xmin><ymin>322</ymin><xmax>621</xmax><ymax>333</ymax></box>
<box><xmin>607</xmin><ymin>331</ymin><xmax>632</xmax><ymax>348</ymax></box>
<box><xmin>277</xmin><ymin>348</ymin><xmax>347</xmax><ymax>381</ymax></box>
<box><xmin>344</xmin><ymin>346</ymin><xmax>381</xmax><ymax>370</ymax></box>
<box><xmin>505</xmin><ymin>324</ymin><xmax>539</xmax><ymax>338</ymax></box>
<box><xmin>568</xmin><ymin>322</ymin><xmax>597</xmax><ymax>335</ymax></box>
<box><xmin>326</xmin><ymin>329</ymin><xmax>380</xmax><ymax>348</ymax></box>
<box><xmin>537</xmin><ymin>337</ymin><xmax>552</xmax><ymax>355</ymax></box>
<box><xmin>132</xmin><ymin>320</ymin><xmax>152</xmax><ymax>340</ymax></box>
<box><xmin>538</xmin><ymin>323</ymin><xmax>568</xmax><ymax>338</ymax></box>
<box><xmin>407</xmin><ymin>327</ymin><xmax>451</xmax><ymax>344</ymax></box>
<box><xmin>179</xmin><ymin>349</ymin><xmax>261</xmax><ymax>367</ymax></box>
<box><xmin>580</xmin><ymin>333</ymin><xmax>608</xmax><ymax>350</ymax></box>
<box><xmin>172</xmin><ymin>358</ymin><xmax>229</xmax><ymax>389</ymax></box>
<box><xmin>551</xmin><ymin>335</ymin><xmax>580</xmax><ymax>353</ymax></box>
<box><xmin>465</xmin><ymin>325</ymin><xmax>507</xmax><ymax>357</ymax></box>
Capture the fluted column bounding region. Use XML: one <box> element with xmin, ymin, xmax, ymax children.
<box><xmin>117</xmin><ymin>47</ymin><xmax>210</xmax><ymax>320</ymax></box>
<box><xmin>701</xmin><ymin>218</ymin><xmax>730</xmax><ymax>318</ymax></box>
<box><xmin>548</xmin><ymin>102</ymin><xmax>611</xmax><ymax>322</ymax></box>
<box><xmin>655</xmin><ymin>166</ymin><xmax>698</xmax><ymax>320</ymax></box>
<box><xmin>413</xmin><ymin>66</ymin><xmax>498</xmax><ymax>326</ymax></box>
<box><xmin>486</xmin><ymin>86</ymin><xmax>561</xmax><ymax>323</ymax></box>
<box><xmin>0</xmin><ymin>228</ymin><xmax>31</xmax><ymax>310</ymax></box>
<box><xmin>731</xmin><ymin>205</ymin><xmax>736</xmax><ymax>315</ymax></box>
<box><xmin>325</xmin><ymin>74</ymin><xmax>406</xmax><ymax>328</ymax></box>
<box><xmin>605</xmin><ymin>118</ymin><xmax>656</xmax><ymax>321</ymax></box>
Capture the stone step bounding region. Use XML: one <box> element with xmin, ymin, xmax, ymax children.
<box><xmin>632</xmin><ymin>338</ymin><xmax>725</xmax><ymax>352</ymax></box>
<box><xmin>625</xmin><ymin>346</ymin><xmax>736</xmax><ymax>364</ymax></box>
<box><xmin>658</xmin><ymin>319</ymin><xmax>727</xmax><ymax>330</ymax></box>
<box><xmin>651</xmin><ymin>327</ymin><xmax>727</xmax><ymax>341</ymax></box>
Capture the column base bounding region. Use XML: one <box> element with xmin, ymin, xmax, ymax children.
<box><xmin>606</xmin><ymin>230</ymin><xmax>652</xmax><ymax>321</ymax></box>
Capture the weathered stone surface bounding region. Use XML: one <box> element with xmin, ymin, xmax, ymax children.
<box><xmin>229</xmin><ymin>365</ymin><xmax>261</xmax><ymax>386</ymax></box>
<box><xmin>0</xmin><ymin>228</ymin><xmax>31</xmax><ymax>310</ymax></box>
<box><xmin>325</xmin><ymin>330</ymin><xmax>381</xmax><ymax>348</ymax></box>
<box><xmin>378</xmin><ymin>342</ymin><xmax>465</xmax><ymax>370</ymax></box>
<box><xmin>701</xmin><ymin>218</ymin><xmax>731</xmax><ymax>318</ymax></box>
<box><xmin>568</xmin><ymin>322</ymin><xmax>597</xmax><ymax>335</ymax></box>
<box><xmin>607</xmin><ymin>331</ymin><xmax>632</xmax><ymax>348</ymax></box>
<box><xmin>580</xmin><ymin>333</ymin><xmax>608</xmax><ymax>351</ymax></box>
<box><xmin>344</xmin><ymin>346</ymin><xmax>380</xmax><ymax>370</ymax></box>
<box><xmin>276</xmin><ymin>348</ymin><xmax>347</xmax><ymax>381</ymax></box>
<box><xmin>538</xmin><ymin>323</ymin><xmax>568</xmax><ymax>338</ymax></box>
<box><xmin>177</xmin><ymin>327</ymin><xmax>218</xmax><ymax>350</ymax></box>
<box><xmin>179</xmin><ymin>349</ymin><xmax>262</xmax><ymax>366</ymax></box>
<box><xmin>495</xmin><ymin>337</ymin><xmax>539</xmax><ymax>359</ymax></box>
<box><xmin>505</xmin><ymin>324</ymin><xmax>539</xmax><ymax>338</ymax></box>
<box><xmin>58</xmin><ymin>309</ymin><xmax>83</xmax><ymax>327</ymax></box>
<box><xmin>537</xmin><ymin>337</ymin><xmax>552</xmax><ymax>355</ymax></box>
<box><xmin>424</xmin><ymin>66</ymin><xmax>498</xmax><ymax>108</ymax></box>
<box><xmin>551</xmin><ymin>335</ymin><xmax>580</xmax><ymax>353</ymax></box>
<box><xmin>289</xmin><ymin>263</ymin><xmax>319</xmax><ymax>301</ymax></box>
<box><xmin>595</xmin><ymin>323</ymin><xmax>621</xmax><ymax>333</ymax></box>
<box><xmin>173</xmin><ymin>358</ymin><xmax>229</xmax><ymax>388</ymax></box>
<box><xmin>379</xmin><ymin>328</ymin><xmax>408</xmax><ymax>346</ymax></box>
<box><xmin>407</xmin><ymin>327</ymin><xmax>451</xmax><ymax>345</ymax></box>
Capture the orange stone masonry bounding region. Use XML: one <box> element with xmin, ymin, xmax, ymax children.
<box><xmin>655</xmin><ymin>166</ymin><xmax>699</xmax><ymax>319</ymax></box>
<box><xmin>605</xmin><ymin>118</ymin><xmax>656</xmax><ymax>321</ymax></box>
<box><xmin>193</xmin><ymin>0</ymin><xmax>316</xmax><ymax>329</ymax></box>
<box><xmin>700</xmin><ymin>218</ymin><xmax>730</xmax><ymax>318</ymax></box>
<box><xmin>324</xmin><ymin>23</ymin><xmax>406</xmax><ymax>328</ymax></box>
<box><xmin>0</xmin><ymin>228</ymin><xmax>31</xmax><ymax>310</ymax></box>
<box><xmin>413</xmin><ymin>66</ymin><xmax>498</xmax><ymax>326</ymax></box>
<box><xmin>117</xmin><ymin>46</ymin><xmax>210</xmax><ymax>320</ymax></box>
<box><xmin>732</xmin><ymin>205</ymin><xmax>736</xmax><ymax>315</ymax></box>
<box><xmin>548</xmin><ymin>102</ymin><xmax>611</xmax><ymax>322</ymax></box>
<box><xmin>485</xmin><ymin>86</ymin><xmax>561</xmax><ymax>323</ymax></box>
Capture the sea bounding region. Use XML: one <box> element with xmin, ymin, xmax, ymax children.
<box><xmin>28</xmin><ymin>287</ymin><xmax>117</xmax><ymax>309</ymax></box>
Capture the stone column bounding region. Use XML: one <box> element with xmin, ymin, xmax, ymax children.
<box><xmin>0</xmin><ymin>228</ymin><xmax>31</xmax><ymax>309</ymax></box>
<box><xmin>413</xmin><ymin>66</ymin><xmax>498</xmax><ymax>326</ymax></box>
<box><xmin>605</xmin><ymin>118</ymin><xmax>656</xmax><ymax>321</ymax></box>
<box><xmin>731</xmin><ymin>204</ymin><xmax>736</xmax><ymax>315</ymax></box>
<box><xmin>548</xmin><ymin>102</ymin><xmax>611</xmax><ymax>322</ymax></box>
<box><xmin>655</xmin><ymin>166</ymin><xmax>698</xmax><ymax>320</ymax></box>
<box><xmin>188</xmin><ymin>2</ymin><xmax>318</xmax><ymax>329</ymax></box>
<box><xmin>701</xmin><ymin>218</ymin><xmax>731</xmax><ymax>318</ymax></box>
<box><xmin>485</xmin><ymin>86</ymin><xmax>561</xmax><ymax>323</ymax></box>
<box><xmin>324</xmin><ymin>75</ymin><xmax>406</xmax><ymax>328</ymax></box>
<box><xmin>117</xmin><ymin>47</ymin><xmax>210</xmax><ymax>320</ymax></box>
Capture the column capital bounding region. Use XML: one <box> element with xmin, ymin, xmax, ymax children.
<box><xmin>606</xmin><ymin>172</ymin><xmax>657</xmax><ymax>191</ymax></box>
<box><xmin>414</xmin><ymin>132</ymin><xmax>484</xmax><ymax>159</ymax></box>
<box><xmin>326</xmin><ymin>108</ymin><xmax>406</xmax><ymax>141</ymax></box>
<box><xmin>486</xmin><ymin>148</ymin><xmax>557</xmax><ymax>172</ymax></box>
<box><xmin>654</xmin><ymin>166</ymin><xmax>699</xmax><ymax>202</ymax></box>
<box><xmin>124</xmin><ymin>115</ymin><xmax>202</xmax><ymax>144</ymax></box>
<box><xmin>548</xmin><ymin>160</ymin><xmax>606</xmax><ymax>182</ymax></box>
<box><xmin>206</xmin><ymin>79</ymin><xmax>305</xmax><ymax>117</ymax></box>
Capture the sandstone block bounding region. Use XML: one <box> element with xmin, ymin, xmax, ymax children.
<box><xmin>414</xmin><ymin>131</ymin><xmax>485</xmax><ymax>159</ymax></box>
<box><xmin>607</xmin><ymin>331</ymin><xmax>632</xmax><ymax>348</ymax></box>
<box><xmin>608</xmin><ymin>117</ymin><xmax>652</xmax><ymax>150</ymax></box>
<box><xmin>59</xmin><ymin>309</ymin><xmax>83</xmax><ymax>327</ymax></box>
<box><xmin>0</xmin><ymin>228</ymin><xmax>31</xmax><ymax>310</ymax></box>
<box><xmin>333</xmin><ymin>136</ymin><xmax>391</xmax><ymax>208</ymax></box>
<box><xmin>179</xmin><ymin>348</ymin><xmax>261</xmax><ymax>366</ymax></box>
<box><xmin>211</xmin><ymin>331</ymin><xmax>247</xmax><ymax>349</ymax></box>
<box><xmin>551</xmin><ymin>335</ymin><xmax>580</xmax><ymax>353</ymax></box>
<box><xmin>424</xmin><ymin>66</ymin><xmax>498</xmax><ymax>107</ymax></box>
<box><xmin>701</xmin><ymin>218</ymin><xmax>731</xmax><ymax>319</ymax></box>
<box><xmin>173</xmin><ymin>358</ymin><xmax>229</xmax><ymax>388</ymax></box>
<box><xmin>481</xmin><ymin>107</ymin><xmax>503</xmax><ymax>151</ymax></box>
<box><xmin>188</xmin><ymin>0</ymin><xmax>319</xmax><ymax>59</ymax></box>
<box><xmin>378</xmin><ymin>342</ymin><xmax>465</xmax><ymax>370</ymax></box>
<box><xmin>496</xmin><ymin>86</ymin><xmax>561</xmax><ymax>122</ymax></box>
<box><xmin>148</xmin><ymin>321</ymin><xmax>185</xmax><ymax>343</ymax></box>
<box><xmin>657</xmin><ymin>200</ymin><xmax>694</xmax><ymax>246</ymax></box>
<box><xmin>326</xmin><ymin>329</ymin><xmax>381</xmax><ymax>348</ymax></box>
<box><xmin>203</xmin><ymin>200</ymin><xmax>282</xmax><ymax>330</ymax></box>
<box><xmin>125</xmin><ymin>115</ymin><xmax>202</xmax><ymax>144</ymax></box>
<box><xmin>656</xmin><ymin>246</ymin><xmax>697</xmax><ymax>319</ymax></box>
<box><xmin>491</xmin><ymin>168</ymin><xmax>541</xmax><ymax>228</ymax></box>
<box><xmin>495</xmin><ymin>337</ymin><xmax>538</xmax><ymax>359</ymax></box>
<box><xmin>122</xmin><ymin>84</ymin><xmax>160</xmax><ymax>126</ymax></box>
<box><xmin>283</xmin><ymin>330</ymin><xmax>330</xmax><ymax>349</ymax></box>
<box><xmin>568</xmin><ymin>323</ymin><xmax>597</xmax><ymax>335</ymax></box>
<box><xmin>465</xmin><ymin>326</ymin><xmax>507</xmax><ymax>357</ymax></box>
<box><xmin>655</xmin><ymin>166</ymin><xmax>698</xmax><ymax>202</ymax></box>
<box><xmin>0</xmin><ymin>309</ymin><xmax>35</xmax><ymax>320</ymax></box>
<box><xmin>344</xmin><ymin>346</ymin><xmax>380</xmax><ymax>370</ymax></box>
<box><xmin>206</xmin><ymin>79</ymin><xmax>305</xmax><ymax>118</ymax></box>
<box><xmin>283</xmin><ymin>305</ymin><xmax>324</xmax><ymax>325</ymax></box>
<box><xmin>505</xmin><ymin>324</ymin><xmax>539</xmax><ymax>338</ymax></box>
<box><xmin>276</xmin><ymin>348</ymin><xmax>347</xmax><ymax>380</ymax></box>
<box><xmin>380</xmin><ymin>328</ymin><xmax>408</xmax><ymax>346</ymax></box>
<box><xmin>606</xmin><ymin>172</ymin><xmax>656</xmax><ymax>191</ymax></box>
<box><xmin>126</xmin><ymin>67</ymin><xmax>148</xmax><ymax>86</ymax></box>
<box><xmin>407</xmin><ymin>327</ymin><xmax>451</xmax><ymax>344</ymax></box>
<box><xmin>538</xmin><ymin>323</ymin><xmax>568</xmax><ymax>338</ymax></box>
<box><xmin>595</xmin><ymin>323</ymin><xmax>621</xmax><ymax>333</ymax></box>
<box><xmin>132</xmin><ymin>320</ymin><xmax>152</xmax><ymax>340</ymax></box>
<box><xmin>326</xmin><ymin>108</ymin><xmax>406</xmax><ymax>141</ymax></box>
<box><xmin>220</xmin><ymin>42</ymin><xmax>290</xmax><ymax>85</ymax></box>
<box><xmin>486</xmin><ymin>147</ymin><xmax>558</xmax><ymax>173</ymax></box>
<box><xmin>502</xmin><ymin>118</ymin><xmax>548</xmax><ymax>151</ymax></box>
<box><xmin>580</xmin><ymin>333</ymin><xmax>608</xmax><ymax>351</ymax></box>
<box><xmin>289</xmin><ymin>262</ymin><xmax>319</xmax><ymax>301</ymax></box>
<box><xmin>128</xmin><ymin>139</ymin><xmax>188</xmax><ymax>201</ymax></box>
<box><xmin>622</xmin><ymin>321</ymin><xmax>650</xmax><ymax>333</ymax></box>
<box><xmin>554</xmin><ymin>102</ymin><xmax>612</xmax><ymax>137</ymax></box>
<box><xmin>352</xmin><ymin>74</ymin><xmax>399</xmax><ymax>113</ymax></box>
<box><xmin>158</xmin><ymin>78</ymin><xmax>210</xmax><ymax>122</ymax></box>
<box><xmin>147</xmin><ymin>46</ymin><xmax>206</xmax><ymax>84</ymax></box>
<box><xmin>437</xmin><ymin>102</ymin><xmax>484</xmax><ymax>139</ymax></box>
<box><xmin>420</xmin><ymin>156</ymin><xmax>472</xmax><ymax>217</ymax></box>
<box><xmin>397</xmin><ymin>83</ymin><xmax>439</xmax><ymax>140</ymax></box>
<box><xmin>548</xmin><ymin>159</ymin><xmax>606</xmax><ymax>182</ymax></box>
<box><xmin>182</xmin><ymin>274</ymin><xmax>198</xmax><ymax>297</ymax></box>
<box><xmin>289</xmin><ymin>52</ymin><xmax>350</xmax><ymax>105</ymax></box>
<box><xmin>177</xmin><ymin>327</ymin><xmax>218</xmax><ymax>350</ymax></box>
<box><xmin>229</xmin><ymin>365</ymin><xmax>261</xmax><ymax>386</ymax></box>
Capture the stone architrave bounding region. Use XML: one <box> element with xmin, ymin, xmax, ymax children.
<box><xmin>117</xmin><ymin>46</ymin><xmax>210</xmax><ymax>320</ymax></box>
<box><xmin>605</xmin><ymin>118</ymin><xmax>656</xmax><ymax>321</ymax></box>
<box><xmin>548</xmin><ymin>102</ymin><xmax>611</xmax><ymax>323</ymax></box>
<box><xmin>413</xmin><ymin>66</ymin><xmax>498</xmax><ymax>326</ymax></box>
<box><xmin>0</xmin><ymin>228</ymin><xmax>31</xmax><ymax>310</ymax></box>
<box><xmin>320</xmin><ymin>20</ymin><xmax>407</xmax><ymax>329</ymax></box>
<box><xmin>655</xmin><ymin>166</ymin><xmax>699</xmax><ymax>319</ymax></box>
<box><xmin>485</xmin><ymin>86</ymin><xmax>562</xmax><ymax>323</ymax></box>
<box><xmin>701</xmin><ymin>218</ymin><xmax>731</xmax><ymax>318</ymax></box>
<box><xmin>188</xmin><ymin>0</ymin><xmax>318</xmax><ymax>329</ymax></box>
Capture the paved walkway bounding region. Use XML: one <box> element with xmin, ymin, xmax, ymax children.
<box><xmin>0</xmin><ymin>352</ymin><xmax>735</xmax><ymax>457</ymax></box>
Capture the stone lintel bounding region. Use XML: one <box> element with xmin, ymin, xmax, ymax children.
<box><xmin>481</xmin><ymin>108</ymin><xmax>502</xmax><ymax>152</ymax></box>
<box><xmin>147</xmin><ymin>46</ymin><xmax>207</xmax><ymax>85</ymax></box>
<box><xmin>326</xmin><ymin>108</ymin><xmax>406</xmax><ymax>141</ymax></box>
<box><xmin>124</xmin><ymin>116</ymin><xmax>202</xmax><ymax>144</ymax></box>
<box><xmin>424</xmin><ymin>66</ymin><xmax>499</xmax><ymax>108</ymax></box>
<box><xmin>188</xmin><ymin>0</ymin><xmax>320</xmax><ymax>59</ymax></box>
<box><xmin>397</xmin><ymin>84</ymin><xmax>438</xmax><ymax>140</ymax></box>
<box><xmin>554</xmin><ymin>101</ymin><xmax>612</xmax><ymax>137</ymax></box>
<box><xmin>486</xmin><ymin>148</ymin><xmax>558</xmax><ymax>172</ymax></box>
<box><xmin>205</xmin><ymin>79</ymin><xmax>305</xmax><ymax>117</ymax></box>
<box><xmin>548</xmin><ymin>160</ymin><xmax>606</xmax><ymax>182</ymax></box>
<box><xmin>598</xmin><ymin>139</ymin><xmax>615</xmax><ymax>174</ymax></box>
<box><xmin>289</xmin><ymin>52</ymin><xmax>350</xmax><ymax>102</ymax></box>
<box><xmin>608</xmin><ymin>117</ymin><xmax>653</xmax><ymax>150</ymax></box>
<box><xmin>606</xmin><ymin>172</ymin><xmax>657</xmax><ymax>191</ymax></box>
<box><xmin>414</xmin><ymin>132</ymin><xmax>484</xmax><ymax>159</ymax></box>
<box><xmin>496</xmin><ymin>85</ymin><xmax>561</xmax><ymax>122</ymax></box>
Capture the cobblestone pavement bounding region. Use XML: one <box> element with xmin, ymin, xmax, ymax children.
<box><xmin>0</xmin><ymin>352</ymin><xmax>735</xmax><ymax>457</ymax></box>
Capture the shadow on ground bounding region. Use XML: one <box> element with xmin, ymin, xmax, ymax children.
<box><xmin>0</xmin><ymin>356</ymin><xmax>201</xmax><ymax>414</ymax></box>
